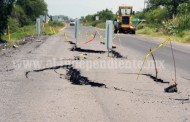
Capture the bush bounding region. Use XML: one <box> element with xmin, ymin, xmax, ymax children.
<box><xmin>161</xmin><ymin>13</ymin><xmax>190</xmax><ymax>36</ymax></box>
<box><xmin>183</xmin><ymin>34</ymin><xmax>190</xmax><ymax>43</ymax></box>
<box><xmin>96</xmin><ymin>22</ymin><xmax>106</xmax><ymax>29</ymax></box>
<box><xmin>173</xmin><ymin>14</ymin><xmax>190</xmax><ymax>30</ymax></box>
<box><xmin>144</xmin><ymin>7</ymin><xmax>168</xmax><ymax>25</ymax></box>
<box><xmin>162</xmin><ymin>21</ymin><xmax>178</xmax><ymax>35</ymax></box>
<box><xmin>137</xmin><ymin>26</ymin><xmax>155</xmax><ymax>35</ymax></box>
<box><xmin>136</xmin><ymin>23</ymin><xmax>146</xmax><ymax>30</ymax></box>
<box><xmin>91</xmin><ymin>20</ymin><xmax>102</xmax><ymax>27</ymax></box>
<box><xmin>134</xmin><ymin>11</ymin><xmax>145</xmax><ymax>19</ymax></box>
<box><xmin>2</xmin><ymin>25</ymin><xmax>36</xmax><ymax>41</ymax></box>
<box><xmin>8</xmin><ymin>17</ymin><xmax>21</xmax><ymax>33</ymax></box>
<box><xmin>49</xmin><ymin>21</ymin><xmax>65</xmax><ymax>27</ymax></box>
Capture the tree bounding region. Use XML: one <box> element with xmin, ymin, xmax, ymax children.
<box><xmin>0</xmin><ymin>0</ymin><xmax>15</xmax><ymax>40</ymax></box>
<box><xmin>16</xmin><ymin>0</ymin><xmax>48</xmax><ymax>24</ymax></box>
<box><xmin>145</xmin><ymin>7</ymin><xmax>168</xmax><ymax>24</ymax></box>
<box><xmin>84</xmin><ymin>9</ymin><xmax>115</xmax><ymax>23</ymax></box>
<box><xmin>148</xmin><ymin>0</ymin><xmax>189</xmax><ymax>17</ymax></box>
<box><xmin>85</xmin><ymin>15</ymin><xmax>94</xmax><ymax>22</ymax></box>
<box><xmin>96</xmin><ymin>9</ymin><xmax>115</xmax><ymax>21</ymax></box>
<box><xmin>11</xmin><ymin>5</ymin><xmax>28</xmax><ymax>26</ymax></box>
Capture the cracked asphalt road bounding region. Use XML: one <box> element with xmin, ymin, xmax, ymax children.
<box><xmin>0</xmin><ymin>26</ymin><xmax>190</xmax><ymax>122</ymax></box>
<box><xmin>99</xmin><ymin>29</ymin><xmax>190</xmax><ymax>80</ymax></box>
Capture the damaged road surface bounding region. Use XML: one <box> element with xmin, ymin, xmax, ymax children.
<box><xmin>26</xmin><ymin>65</ymin><xmax>106</xmax><ymax>88</ymax></box>
<box><xmin>0</xmin><ymin>26</ymin><xmax>190</xmax><ymax>122</ymax></box>
<box><xmin>26</xmin><ymin>64</ymin><xmax>133</xmax><ymax>93</ymax></box>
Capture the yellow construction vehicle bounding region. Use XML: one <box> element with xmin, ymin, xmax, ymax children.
<box><xmin>114</xmin><ymin>6</ymin><xmax>136</xmax><ymax>34</ymax></box>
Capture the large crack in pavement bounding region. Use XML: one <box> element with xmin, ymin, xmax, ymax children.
<box><xmin>66</xmin><ymin>41</ymin><xmax>76</xmax><ymax>45</ymax></box>
<box><xmin>68</xmin><ymin>41</ymin><xmax>125</xmax><ymax>59</ymax></box>
<box><xmin>25</xmin><ymin>65</ymin><xmax>135</xmax><ymax>93</ymax></box>
<box><xmin>25</xmin><ymin>65</ymin><xmax>70</xmax><ymax>78</ymax></box>
<box><xmin>121</xmin><ymin>73</ymin><xmax>178</xmax><ymax>93</ymax></box>
<box><xmin>143</xmin><ymin>73</ymin><xmax>170</xmax><ymax>84</ymax></box>
<box><xmin>65</xmin><ymin>66</ymin><xmax>106</xmax><ymax>87</ymax></box>
<box><xmin>25</xmin><ymin>65</ymin><xmax>107</xmax><ymax>88</ymax></box>
<box><xmin>122</xmin><ymin>73</ymin><xmax>169</xmax><ymax>84</ymax></box>
<box><xmin>71</xmin><ymin>46</ymin><xmax>106</xmax><ymax>54</ymax></box>
<box><xmin>24</xmin><ymin>65</ymin><xmax>189</xmax><ymax>104</ymax></box>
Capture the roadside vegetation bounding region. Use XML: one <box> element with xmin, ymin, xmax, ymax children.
<box><xmin>2</xmin><ymin>21</ymin><xmax>65</xmax><ymax>40</ymax></box>
<box><xmin>134</xmin><ymin>0</ymin><xmax>190</xmax><ymax>43</ymax></box>
<box><xmin>81</xmin><ymin>0</ymin><xmax>190</xmax><ymax>43</ymax></box>
<box><xmin>81</xmin><ymin>9</ymin><xmax>116</xmax><ymax>28</ymax></box>
<box><xmin>41</xmin><ymin>21</ymin><xmax>65</xmax><ymax>35</ymax></box>
<box><xmin>0</xmin><ymin>0</ymin><xmax>47</xmax><ymax>40</ymax></box>
<box><xmin>0</xmin><ymin>0</ymin><xmax>65</xmax><ymax>48</ymax></box>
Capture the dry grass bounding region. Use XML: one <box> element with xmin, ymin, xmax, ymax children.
<box><xmin>137</xmin><ymin>27</ymin><xmax>190</xmax><ymax>43</ymax></box>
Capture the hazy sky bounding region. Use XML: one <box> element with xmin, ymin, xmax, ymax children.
<box><xmin>45</xmin><ymin>0</ymin><xmax>145</xmax><ymax>18</ymax></box>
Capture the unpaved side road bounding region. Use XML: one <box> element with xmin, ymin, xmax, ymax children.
<box><xmin>0</xmin><ymin>26</ymin><xmax>190</xmax><ymax>122</ymax></box>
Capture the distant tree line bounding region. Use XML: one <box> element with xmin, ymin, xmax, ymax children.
<box><xmin>81</xmin><ymin>9</ymin><xmax>116</xmax><ymax>27</ymax></box>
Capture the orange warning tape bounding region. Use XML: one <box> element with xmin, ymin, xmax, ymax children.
<box><xmin>82</xmin><ymin>31</ymin><xmax>97</xmax><ymax>44</ymax></box>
